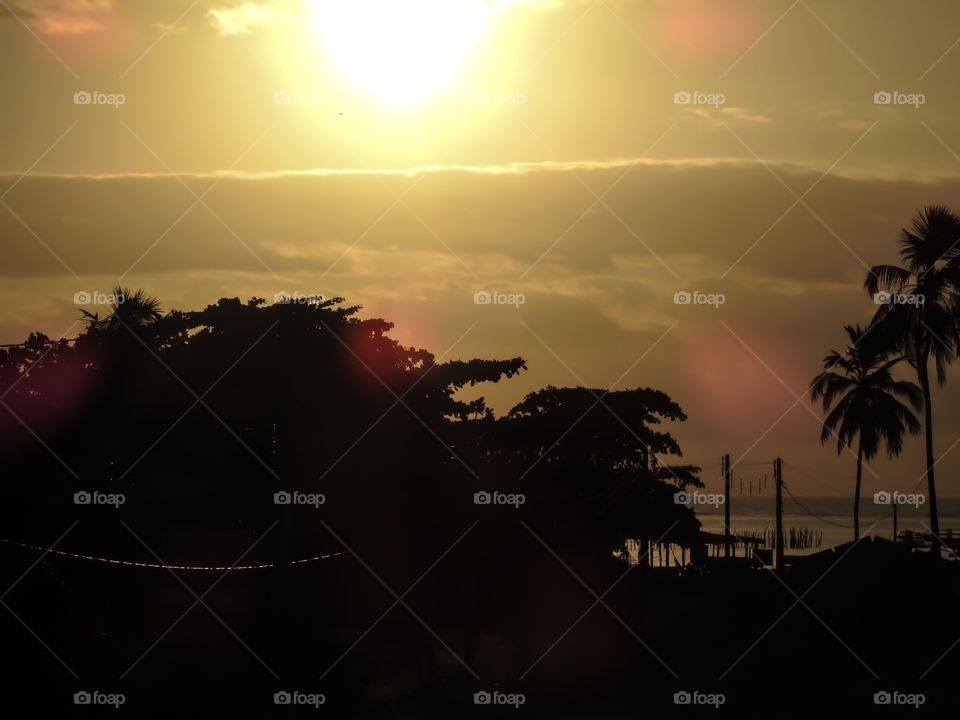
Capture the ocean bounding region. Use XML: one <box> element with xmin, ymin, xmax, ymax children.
<box><xmin>693</xmin><ymin>495</ymin><xmax>960</xmax><ymax>555</ymax></box>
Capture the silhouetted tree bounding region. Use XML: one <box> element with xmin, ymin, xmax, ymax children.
<box><xmin>467</xmin><ymin>386</ymin><xmax>702</xmax><ymax>558</ymax></box>
<box><xmin>865</xmin><ymin>205</ymin><xmax>960</xmax><ymax>553</ymax></box>
<box><xmin>0</xmin><ymin>289</ymin><xmax>713</xmax><ymax>709</ymax></box>
<box><xmin>811</xmin><ymin>325</ymin><xmax>922</xmax><ymax>540</ymax></box>
<box><xmin>80</xmin><ymin>286</ymin><xmax>163</xmax><ymax>331</ymax></box>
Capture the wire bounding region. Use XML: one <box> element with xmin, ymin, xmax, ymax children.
<box><xmin>781</xmin><ymin>484</ymin><xmax>854</xmax><ymax>528</ymax></box>
<box><xmin>694</xmin><ymin>460</ymin><xmax>773</xmax><ymax>468</ymax></box>
<box><xmin>0</xmin><ymin>536</ymin><xmax>342</xmax><ymax>571</ymax></box>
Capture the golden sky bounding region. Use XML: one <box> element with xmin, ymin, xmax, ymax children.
<box><xmin>4</xmin><ymin>0</ymin><xmax>960</xmax><ymax>497</ymax></box>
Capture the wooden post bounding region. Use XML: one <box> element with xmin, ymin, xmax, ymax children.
<box><xmin>893</xmin><ymin>503</ymin><xmax>898</xmax><ymax>543</ymax></box>
<box><xmin>723</xmin><ymin>454</ymin><xmax>731</xmax><ymax>558</ymax></box>
<box><xmin>775</xmin><ymin>458</ymin><xmax>784</xmax><ymax>575</ymax></box>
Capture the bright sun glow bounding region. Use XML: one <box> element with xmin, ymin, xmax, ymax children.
<box><xmin>312</xmin><ymin>0</ymin><xmax>491</xmax><ymax>105</ymax></box>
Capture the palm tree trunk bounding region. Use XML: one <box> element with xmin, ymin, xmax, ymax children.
<box><xmin>854</xmin><ymin>441</ymin><xmax>862</xmax><ymax>542</ymax></box>
<box><xmin>918</xmin><ymin>355</ymin><xmax>941</xmax><ymax>558</ymax></box>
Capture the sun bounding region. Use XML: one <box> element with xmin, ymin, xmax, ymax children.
<box><xmin>311</xmin><ymin>0</ymin><xmax>491</xmax><ymax>105</ymax></box>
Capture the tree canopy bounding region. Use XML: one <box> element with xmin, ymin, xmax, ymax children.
<box><xmin>0</xmin><ymin>292</ymin><xmax>700</xmax><ymax>559</ymax></box>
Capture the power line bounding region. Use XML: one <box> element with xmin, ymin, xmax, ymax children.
<box><xmin>0</xmin><ymin>536</ymin><xmax>342</xmax><ymax>571</ymax></box>
<box><xmin>781</xmin><ymin>483</ymin><xmax>854</xmax><ymax>528</ymax></box>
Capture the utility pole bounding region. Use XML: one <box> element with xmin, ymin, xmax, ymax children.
<box><xmin>774</xmin><ymin>458</ymin><xmax>784</xmax><ymax>575</ymax></box>
<box><xmin>723</xmin><ymin>454</ymin><xmax>731</xmax><ymax>558</ymax></box>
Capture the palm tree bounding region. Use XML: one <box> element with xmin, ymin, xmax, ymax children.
<box><xmin>105</xmin><ymin>286</ymin><xmax>162</xmax><ymax>328</ymax></box>
<box><xmin>865</xmin><ymin>205</ymin><xmax>960</xmax><ymax>553</ymax></box>
<box><xmin>80</xmin><ymin>287</ymin><xmax>163</xmax><ymax>331</ymax></box>
<box><xmin>811</xmin><ymin>325</ymin><xmax>922</xmax><ymax>541</ymax></box>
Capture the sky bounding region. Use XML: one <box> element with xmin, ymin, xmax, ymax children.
<box><xmin>4</xmin><ymin>0</ymin><xmax>960</xmax><ymax>499</ymax></box>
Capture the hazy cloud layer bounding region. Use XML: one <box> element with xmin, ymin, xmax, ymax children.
<box><xmin>207</xmin><ymin>2</ymin><xmax>276</xmax><ymax>36</ymax></box>
<box><xmin>4</xmin><ymin>0</ymin><xmax>113</xmax><ymax>35</ymax></box>
<box><xmin>3</xmin><ymin>160</ymin><xmax>960</xmax><ymax>497</ymax></box>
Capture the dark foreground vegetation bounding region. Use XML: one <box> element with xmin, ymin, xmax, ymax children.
<box><xmin>1</xmin><ymin>292</ymin><xmax>958</xmax><ymax>716</ymax></box>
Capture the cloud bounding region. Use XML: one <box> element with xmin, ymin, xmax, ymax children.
<box><xmin>6</xmin><ymin>0</ymin><xmax>112</xmax><ymax>35</ymax></box>
<box><xmin>2</xmin><ymin>158</ymin><xmax>957</xmax><ymax>284</ymax></box>
<box><xmin>11</xmin><ymin>155</ymin><xmax>785</xmax><ymax>181</ymax></box>
<box><xmin>208</xmin><ymin>2</ymin><xmax>275</xmax><ymax>36</ymax></box>
<box><xmin>4</xmin><ymin>159</ymin><xmax>960</xmax><ymax>494</ymax></box>
<box><xmin>687</xmin><ymin>105</ymin><xmax>772</xmax><ymax>127</ymax></box>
